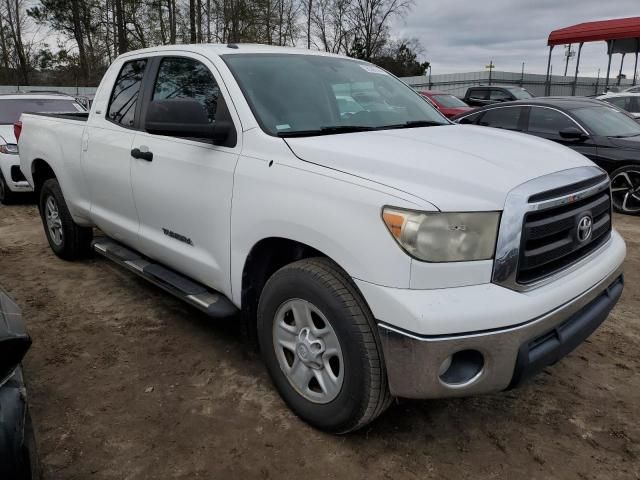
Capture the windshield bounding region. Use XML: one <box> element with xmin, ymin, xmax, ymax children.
<box><xmin>0</xmin><ymin>98</ymin><xmax>84</xmax><ymax>124</ymax></box>
<box><xmin>431</xmin><ymin>94</ymin><xmax>468</xmax><ymax>108</ymax></box>
<box><xmin>222</xmin><ymin>53</ymin><xmax>449</xmax><ymax>136</ymax></box>
<box><xmin>506</xmin><ymin>87</ymin><xmax>533</xmax><ymax>99</ymax></box>
<box><xmin>572</xmin><ymin>105</ymin><xmax>640</xmax><ymax>137</ymax></box>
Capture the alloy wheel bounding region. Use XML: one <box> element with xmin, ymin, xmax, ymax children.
<box><xmin>272</xmin><ymin>298</ymin><xmax>344</xmax><ymax>404</ymax></box>
<box><xmin>45</xmin><ymin>196</ymin><xmax>63</xmax><ymax>245</ymax></box>
<box><xmin>611</xmin><ymin>170</ymin><xmax>640</xmax><ymax>214</ymax></box>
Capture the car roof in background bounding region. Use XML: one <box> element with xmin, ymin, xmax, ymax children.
<box><xmin>418</xmin><ymin>90</ymin><xmax>452</xmax><ymax>96</ymax></box>
<box><xmin>0</xmin><ymin>92</ymin><xmax>78</xmax><ymax>101</ymax></box>
<box><xmin>468</xmin><ymin>85</ymin><xmax>529</xmax><ymax>90</ymax></box>
<box><xmin>598</xmin><ymin>92</ymin><xmax>640</xmax><ymax>98</ymax></box>
<box><xmin>463</xmin><ymin>96</ymin><xmax>607</xmax><ymax>111</ymax></box>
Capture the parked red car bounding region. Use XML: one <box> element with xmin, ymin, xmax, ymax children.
<box><xmin>418</xmin><ymin>90</ymin><xmax>473</xmax><ymax>119</ymax></box>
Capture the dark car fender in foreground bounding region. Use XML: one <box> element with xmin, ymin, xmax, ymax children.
<box><xmin>0</xmin><ymin>288</ymin><xmax>38</xmax><ymax>480</ymax></box>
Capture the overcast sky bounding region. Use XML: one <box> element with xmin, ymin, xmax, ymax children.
<box><xmin>391</xmin><ymin>0</ymin><xmax>640</xmax><ymax>78</ymax></box>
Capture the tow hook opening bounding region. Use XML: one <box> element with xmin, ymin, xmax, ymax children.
<box><xmin>439</xmin><ymin>349</ymin><xmax>485</xmax><ymax>386</ymax></box>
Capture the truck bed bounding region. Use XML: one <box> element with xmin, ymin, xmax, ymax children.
<box><xmin>25</xmin><ymin>111</ymin><xmax>89</xmax><ymax>122</ymax></box>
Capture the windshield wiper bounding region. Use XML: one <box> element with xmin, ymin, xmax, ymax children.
<box><xmin>277</xmin><ymin>125</ymin><xmax>376</xmax><ymax>137</ymax></box>
<box><xmin>381</xmin><ymin>120</ymin><xmax>449</xmax><ymax>130</ymax></box>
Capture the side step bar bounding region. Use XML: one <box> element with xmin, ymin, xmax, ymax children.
<box><xmin>92</xmin><ymin>237</ymin><xmax>238</xmax><ymax>318</ymax></box>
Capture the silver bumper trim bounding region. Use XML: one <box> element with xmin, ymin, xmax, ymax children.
<box><xmin>378</xmin><ymin>263</ymin><xmax>624</xmax><ymax>399</ymax></box>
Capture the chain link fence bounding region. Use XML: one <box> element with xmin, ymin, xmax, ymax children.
<box><xmin>401</xmin><ymin>71</ymin><xmax>635</xmax><ymax>98</ymax></box>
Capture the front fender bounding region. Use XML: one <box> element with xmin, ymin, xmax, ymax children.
<box><xmin>230</xmin><ymin>155</ymin><xmax>426</xmax><ymax>305</ymax></box>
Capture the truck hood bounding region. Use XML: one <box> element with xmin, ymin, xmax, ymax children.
<box><xmin>284</xmin><ymin>125</ymin><xmax>594</xmax><ymax>211</ymax></box>
<box><xmin>0</xmin><ymin>124</ymin><xmax>16</xmax><ymax>145</ymax></box>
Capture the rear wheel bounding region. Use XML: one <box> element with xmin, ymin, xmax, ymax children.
<box><xmin>257</xmin><ymin>257</ymin><xmax>392</xmax><ymax>433</ymax></box>
<box><xmin>39</xmin><ymin>178</ymin><xmax>93</xmax><ymax>260</ymax></box>
<box><xmin>0</xmin><ymin>171</ymin><xmax>16</xmax><ymax>205</ymax></box>
<box><xmin>611</xmin><ymin>166</ymin><xmax>640</xmax><ymax>215</ymax></box>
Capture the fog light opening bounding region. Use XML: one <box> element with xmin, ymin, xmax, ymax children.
<box><xmin>439</xmin><ymin>350</ymin><xmax>484</xmax><ymax>386</ymax></box>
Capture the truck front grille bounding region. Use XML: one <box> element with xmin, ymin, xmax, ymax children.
<box><xmin>517</xmin><ymin>182</ymin><xmax>612</xmax><ymax>284</ymax></box>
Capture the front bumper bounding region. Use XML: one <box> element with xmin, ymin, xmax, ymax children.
<box><xmin>377</xmin><ymin>265</ymin><xmax>624</xmax><ymax>399</ymax></box>
<box><xmin>0</xmin><ymin>155</ymin><xmax>32</xmax><ymax>193</ymax></box>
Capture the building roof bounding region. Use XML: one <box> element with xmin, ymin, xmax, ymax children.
<box><xmin>548</xmin><ymin>17</ymin><xmax>640</xmax><ymax>53</ymax></box>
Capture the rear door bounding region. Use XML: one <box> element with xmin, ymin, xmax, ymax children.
<box><xmin>130</xmin><ymin>54</ymin><xmax>241</xmax><ymax>294</ymax></box>
<box><xmin>525</xmin><ymin>106</ymin><xmax>599</xmax><ymax>161</ymax></box>
<box><xmin>83</xmin><ymin>58</ymin><xmax>149</xmax><ymax>246</ymax></box>
<box><xmin>477</xmin><ymin>106</ymin><xmax>526</xmax><ymax>131</ymax></box>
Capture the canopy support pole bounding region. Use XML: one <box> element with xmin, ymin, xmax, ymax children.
<box><xmin>572</xmin><ymin>42</ymin><xmax>583</xmax><ymax>96</ymax></box>
<box><xmin>545</xmin><ymin>45</ymin><xmax>554</xmax><ymax>95</ymax></box>
<box><xmin>634</xmin><ymin>39</ymin><xmax>639</xmax><ymax>86</ymax></box>
<box><xmin>617</xmin><ymin>53</ymin><xmax>626</xmax><ymax>86</ymax></box>
<box><xmin>605</xmin><ymin>40</ymin><xmax>614</xmax><ymax>92</ymax></box>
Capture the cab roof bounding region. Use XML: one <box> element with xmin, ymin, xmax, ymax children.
<box><xmin>118</xmin><ymin>43</ymin><xmax>348</xmax><ymax>60</ymax></box>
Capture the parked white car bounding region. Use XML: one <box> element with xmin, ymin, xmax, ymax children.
<box><xmin>18</xmin><ymin>44</ymin><xmax>626</xmax><ymax>433</ymax></box>
<box><xmin>597</xmin><ymin>92</ymin><xmax>640</xmax><ymax>119</ymax></box>
<box><xmin>0</xmin><ymin>93</ymin><xmax>85</xmax><ymax>204</ymax></box>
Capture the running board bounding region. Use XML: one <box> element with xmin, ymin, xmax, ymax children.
<box><xmin>92</xmin><ymin>237</ymin><xmax>238</xmax><ymax>318</ymax></box>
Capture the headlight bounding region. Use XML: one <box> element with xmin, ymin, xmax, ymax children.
<box><xmin>0</xmin><ymin>143</ymin><xmax>18</xmax><ymax>154</ymax></box>
<box><xmin>382</xmin><ymin>207</ymin><xmax>500</xmax><ymax>262</ymax></box>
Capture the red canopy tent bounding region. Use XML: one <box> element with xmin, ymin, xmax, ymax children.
<box><xmin>545</xmin><ymin>17</ymin><xmax>640</xmax><ymax>95</ymax></box>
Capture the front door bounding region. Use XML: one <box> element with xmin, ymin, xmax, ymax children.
<box><xmin>525</xmin><ymin>106</ymin><xmax>599</xmax><ymax>162</ymax></box>
<box><xmin>131</xmin><ymin>55</ymin><xmax>241</xmax><ymax>295</ymax></box>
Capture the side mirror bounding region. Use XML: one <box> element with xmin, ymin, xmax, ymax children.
<box><xmin>145</xmin><ymin>99</ymin><xmax>236</xmax><ymax>147</ymax></box>
<box><xmin>559</xmin><ymin>127</ymin><xmax>587</xmax><ymax>140</ymax></box>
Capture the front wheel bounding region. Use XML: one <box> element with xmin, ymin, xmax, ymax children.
<box><xmin>610</xmin><ymin>166</ymin><xmax>640</xmax><ymax>215</ymax></box>
<box><xmin>39</xmin><ymin>178</ymin><xmax>93</xmax><ymax>260</ymax></box>
<box><xmin>257</xmin><ymin>258</ymin><xmax>392</xmax><ymax>433</ymax></box>
<box><xmin>0</xmin><ymin>171</ymin><xmax>16</xmax><ymax>205</ymax></box>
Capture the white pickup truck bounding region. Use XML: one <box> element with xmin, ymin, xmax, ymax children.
<box><xmin>18</xmin><ymin>44</ymin><xmax>626</xmax><ymax>433</ymax></box>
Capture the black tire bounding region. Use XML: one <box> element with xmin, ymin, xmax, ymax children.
<box><xmin>39</xmin><ymin>178</ymin><xmax>93</xmax><ymax>260</ymax></box>
<box><xmin>0</xmin><ymin>171</ymin><xmax>17</xmax><ymax>205</ymax></box>
<box><xmin>610</xmin><ymin>165</ymin><xmax>640</xmax><ymax>216</ymax></box>
<box><xmin>257</xmin><ymin>257</ymin><xmax>392</xmax><ymax>433</ymax></box>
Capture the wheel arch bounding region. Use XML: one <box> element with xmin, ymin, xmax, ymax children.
<box><xmin>238</xmin><ymin>236</ymin><xmax>352</xmax><ymax>345</ymax></box>
<box><xmin>30</xmin><ymin>158</ymin><xmax>58</xmax><ymax>199</ymax></box>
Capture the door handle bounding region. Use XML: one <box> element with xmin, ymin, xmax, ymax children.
<box><xmin>131</xmin><ymin>147</ymin><xmax>153</xmax><ymax>162</ymax></box>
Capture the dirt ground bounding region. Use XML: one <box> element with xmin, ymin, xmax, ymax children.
<box><xmin>0</xmin><ymin>203</ymin><xmax>639</xmax><ymax>480</ymax></box>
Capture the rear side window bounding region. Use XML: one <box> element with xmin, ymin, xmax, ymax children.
<box><xmin>489</xmin><ymin>89</ymin><xmax>512</xmax><ymax>101</ymax></box>
<box><xmin>457</xmin><ymin>111</ymin><xmax>483</xmax><ymax>124</ymax></box>
<box><xmin>107</xmin><ymin>59</ymin><xmax>147</xmax><ymax>127</ymax></box>
<box><xmin>478</xmin><ymin>107</ymin><xmax>523</xmax><ymax>130</ymax></box>
<box><xmin>604</xmin><ymin>97</ymin><xmax>631</xmax><ymax>110</ymax></box>
<box><xmin>468</xmin><ymin>88</ymin><xmax>488</xmax><ymax>100</ymax></box>
<box><xmin>528</xmin><ymin>107</ymin><xmax>576</xmax><ymax>135</ymax></box>
<box><xmin>153</xmin><ymin>57</ymin><xmax>220</xmax><ymax>124</ymax></box>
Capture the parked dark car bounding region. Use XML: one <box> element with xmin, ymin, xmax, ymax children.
<box><xmin>463</xmin><ymin>85</ymin><xmax>534</xmax><ymax>107</ymax></box>
<box><xmin>0</xmin><ymin>288</ymin><xmax>38</xmax><ymax>480</ymax></box>
<box><xmin>453</xmin><ymin>97</ymin><xmax>640</xmax><ymax>215</ymax></box>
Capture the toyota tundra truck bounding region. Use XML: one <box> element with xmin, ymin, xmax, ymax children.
<box><xmin>17</xmin><ymin>44</ymin><xmax>626</xmax><ymax>433</ymax></box>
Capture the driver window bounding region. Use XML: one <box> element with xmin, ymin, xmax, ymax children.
<box><xmin>528</xmin><ymin>107</ymin><xmax>576</xmax><ymax>135</ymax></box>
<box><xmin>153</xmin><ymin>57</ymin><xmax>220</xmax><ymax>125</ymax></box>
<box><xmin>490</xmin><ymin>89</ymin><xmax>511</xmax><ymax>101</ymax></box>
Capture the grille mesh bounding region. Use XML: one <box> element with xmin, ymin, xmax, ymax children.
<box><xmin>517</xmin><ymin>187</ymin><xmax>612</xmax><ymax>284</ymax></box>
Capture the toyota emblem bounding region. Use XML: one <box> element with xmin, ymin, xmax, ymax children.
<box><xmin>577</xmin><ymin>215</ymin><xmax>593</xmax><ymax>243</ymax></box>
